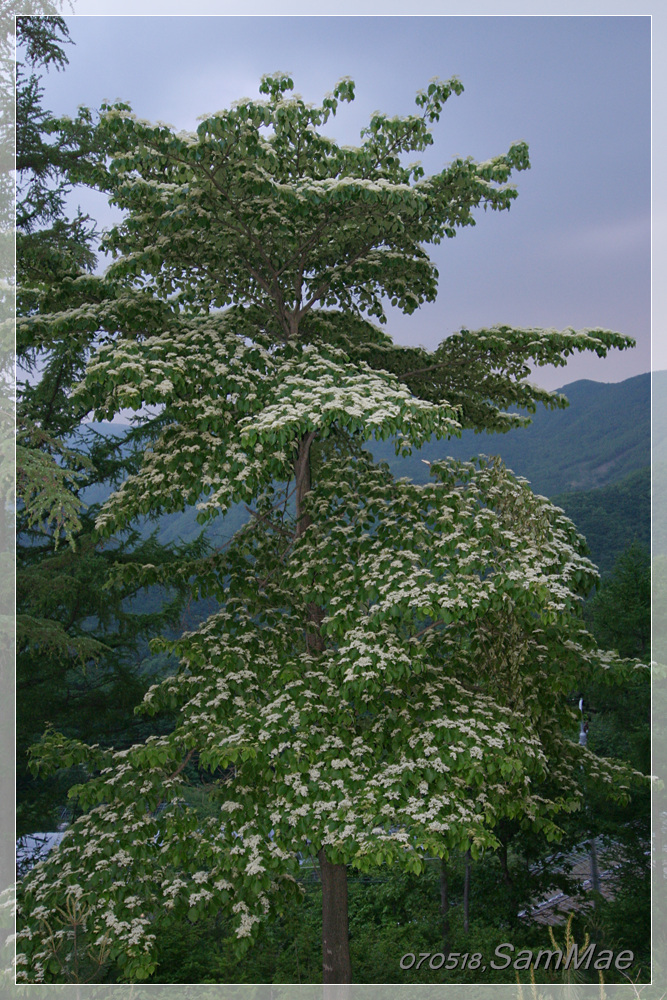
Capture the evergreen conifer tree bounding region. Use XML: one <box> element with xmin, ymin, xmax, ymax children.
<box><xmin>15</xmin><ymin>15</ymin><xmax>198</xmax><ymax>837</ymax></box>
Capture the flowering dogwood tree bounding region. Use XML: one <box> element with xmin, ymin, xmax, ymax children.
<box><xmin>16</xmin><ymin>75</ymin><xmax>642</xmax><ymax>984</ymax></box>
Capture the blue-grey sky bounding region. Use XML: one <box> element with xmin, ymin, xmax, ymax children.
<box><xmin>45</xmin><ymin>14</ymin><xmax>651</xmax><ymax>389</ymax></box>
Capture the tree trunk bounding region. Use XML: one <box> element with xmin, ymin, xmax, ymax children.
<box><xmin>294</xmin><ymin>430</ymin><xmax>316</xmax><ymax>537</ymax></box>
<box><xmin>463</xmin><ymin>848</ymin><xmax>471</xmax><ymax>935</ymax></box>
<box><xmin>319</xmin><ymin>848</ymin><xmax>352</xmax><ymax>985</ymax></box>
<box><xmin>295</xmin><ymin>433</ymin><xmax>352</xmax><ymax>985</ymax></box>
<box><xmin>294</xmin><ymin>431</ymin><xmax>326</xmax><ymax>653</ymax></box>
<box><xmin>499</xmin><ymin>840</ymin><xmax>511</xmax><ymax>888</ymax></box>
<box><xmin>440</xmin><ymin>856</ymin><xmax>450</xmax><ymax>955</ymax></box>
<box><xmin>498</xmin><ymin>837</ymin><xmax>517</xmax><ymax>922</ymax></box>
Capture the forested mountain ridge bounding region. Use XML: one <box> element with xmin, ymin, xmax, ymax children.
<box><xmin>367</xmin><ymin>370</ymin><xmax>650</xmax><ymax>496</ymax></box>
<box><xmin>83</xmin><ymin>371</ymin><xmax>651</xmax><ymax>573</ymax></box>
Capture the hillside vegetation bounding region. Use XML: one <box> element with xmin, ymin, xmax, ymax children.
<box><xmin>366</xmin><ymin>372</ymin><xmax>649</xmax><ymax>496</ymax></box>
<box><xmin>88</xmin><ymin>372</ymin><xmax>650</xmax><ymax>577</ymax></box>
<box><xmin>553</xmin><ymin>467</ymin><xmax>649</xmax><ymax>575</ymax></box>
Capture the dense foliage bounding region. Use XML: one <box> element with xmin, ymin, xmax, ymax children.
<box><xmin>554</xmin><ymin>469</ymin><xmax>650</xmax><ymax>576</ymax></box>
<box><xmin>80</xmin><ymin>379</ymin><xmax>650</xmax><ymax>573</ymax></box>
<box><xmin>15</xmin><ymin>15</ymin><xmax>196</xmax><ymax>837</ymax></box>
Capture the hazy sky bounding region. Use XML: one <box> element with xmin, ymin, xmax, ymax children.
<box><xmin>42</xmin><ymin>14</ymin><xmax>651</xmax><ymax>389</ymax></box>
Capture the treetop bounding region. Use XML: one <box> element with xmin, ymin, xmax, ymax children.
<box><xmin>54</xmin><ymin>74</ymin><xmax>528</xmax><ymax>332</ymax></box>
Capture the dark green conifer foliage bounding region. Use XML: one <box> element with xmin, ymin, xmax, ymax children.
<box><xmin>15</xmin><ymin>16</ymin><xmax>196</xmax><ymax>835</ymax></box>
<box><xmin>587</xmin><ymin>542</ymin><xmax>650</xmax><ymax>661</ymax></box>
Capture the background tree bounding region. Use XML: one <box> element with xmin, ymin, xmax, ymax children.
<box><xmin>586</xmin><ymin>542</ymin><xmax>650</xmax><ymax>660</ymax></box>
<box><xmin>15</xmin><ymin>15</ymin><xmax>199</xmax><ymax>837</ymax></box>
<box><xmin>16</xmin><ymin>73</ymin><xmax>644</xmax><ymax>985</ymax></box>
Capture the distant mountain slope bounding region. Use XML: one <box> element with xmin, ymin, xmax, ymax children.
<box><xmin>367</xmin><ymin>372</ymin><xmax>649</xmax><ymax>497</ymax></box>
<box><xmin>81</xmin><ymin>373</ymin><xmax>651</xmax><ymax>565</ymax></box>
<box><xmin>552</xmin><ymin>467</ymin><xmax>650</xmax><ymax>575</ymax></box>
